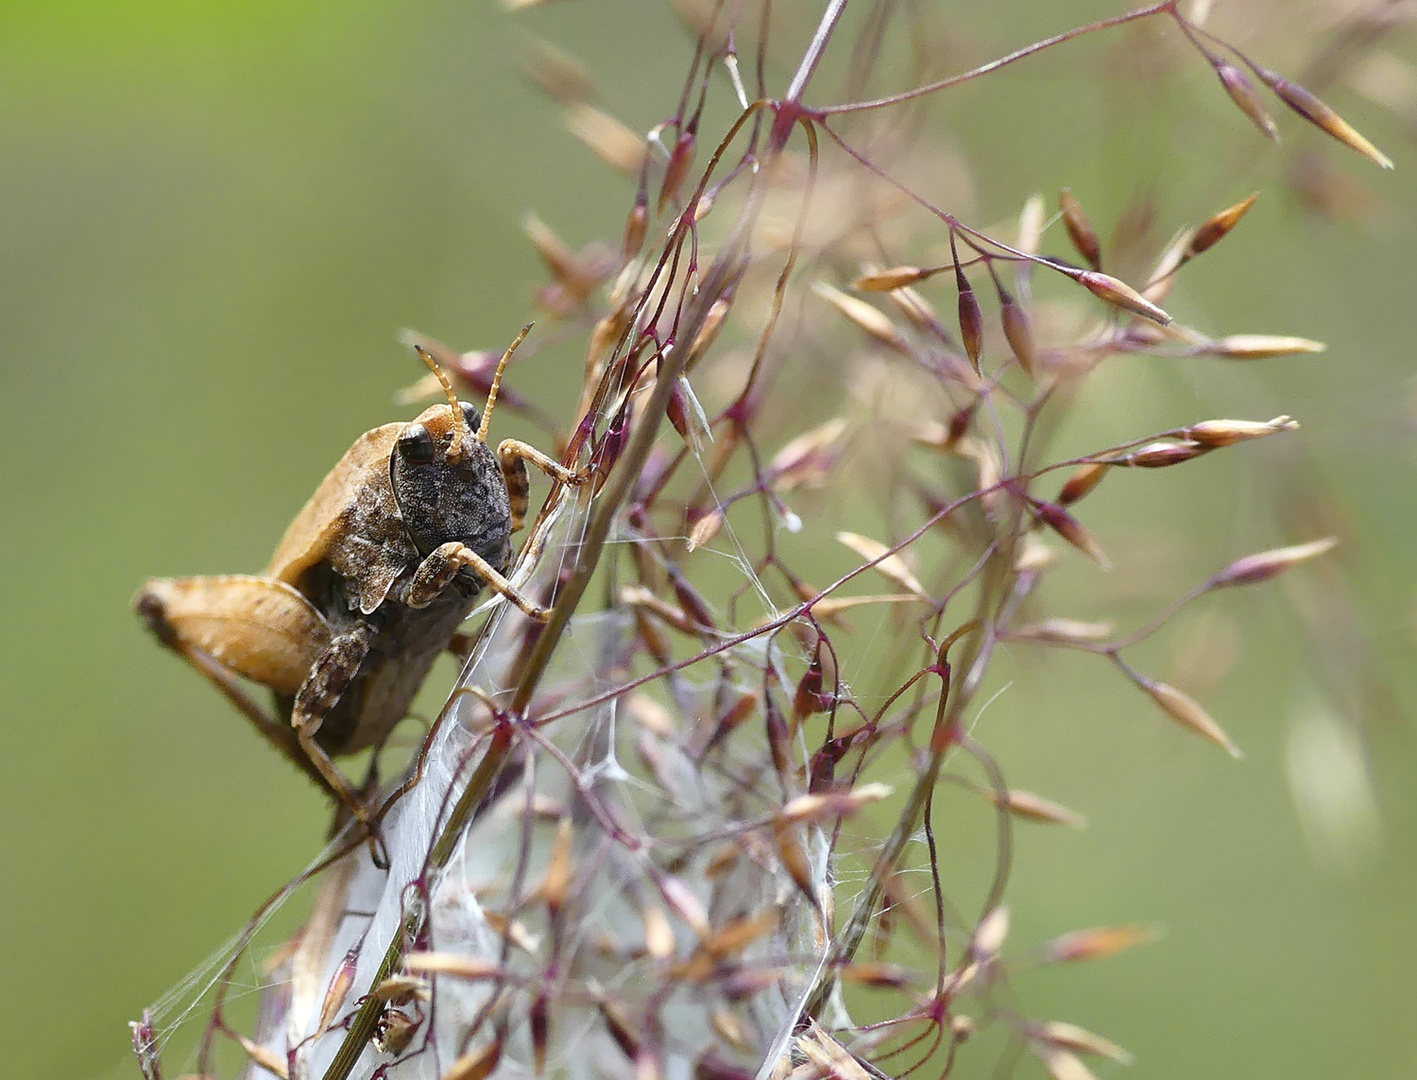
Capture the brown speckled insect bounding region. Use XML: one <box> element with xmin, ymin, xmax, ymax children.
<box><xmin>135</xmin><ymin>326</ymin><xmax>581</xmax><ymax>855</ymax></box>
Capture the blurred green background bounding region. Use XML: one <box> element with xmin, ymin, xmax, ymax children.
<box><xmin>1</xmin><ymin>2</ymin><xmax>1414</xmax><ymax>1077</ymax></box>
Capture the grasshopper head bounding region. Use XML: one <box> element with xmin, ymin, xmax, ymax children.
<box><xmin>390</xmin><ymin>402</ymin><xmax>512</xmax><ymax>573</ymax></box>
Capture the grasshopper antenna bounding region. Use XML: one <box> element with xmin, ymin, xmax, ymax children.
<box><xmin>477</xmin><ymin>322</ymin><xmax>533</xmax><ymax>444</ymax></box>
<box><xmin>411</xmin><ymin>343</ymin><xmax>469</xmax><ymax>462</ymax></box>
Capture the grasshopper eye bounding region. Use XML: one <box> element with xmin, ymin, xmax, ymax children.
<box><xmin>398</xmin><ymin>423</ymin><xmax>435</xmax><ymax>465</ymax></box>
<box><xmin>460</xmin><ymin>401</ymin><xmax>481</xmax><ymax>431</ymax></box>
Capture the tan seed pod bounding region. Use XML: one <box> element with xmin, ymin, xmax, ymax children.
<box><xmin>442</xmin><ymin>1036</ymin><xmax>505</xmax><ymax>1080</ymax></box>
<box><xmin>623</xmin><ymin>197</ymin><xmax>648</xmax><ymax>260</ymax></box>
<box><xmin>770</xmin><ymin>417</ymin><xmax>849</xmax><ymax>491</ymax></box>
<box><xmin>703</xmin><ymin>909</ymin><xmax>779</xmax><ymax>957</ymax></box>
<box><xmin>659</xmin><ymin>130</ymin><xmax>697</xmax><ymax>212</ymax></box>
<box><xmin>1113</xmin><ymin>439</ymin><xmax>1207</xmax><ymax>468</ymax></box>
<box><xmin>1032</xmin><ymin>1045</ymin><xmax>1101</xmax><ymax>1080</ymax></box>
<box><xmin>1059</xmin><ymin>189</ymin><xmax>1102</xmax><ymax>270</ymax></box>
<box><xmin>1075</xmin><ymin>270</ymin><xmax>1173</xmax><ymax>324</ymax></box>
<box><xmin>1206</xmin><ymin>333</ymin><xmax>1327</xmax><ymax>359</ymax></box>
<box><xmin>811</xmin><ymin>593</ymin><xmax>924</xmax><ymax>618</ymax></box>
<box><xmin>985</xmin><ymin>786</ymin><xmax>1089</xmax><ymax>827</ymax></box>
<box><xmin>837</xmin><ymin>531</ymin><xmax>927</xmax><ymax>596</ymax></box>
<box><xmin>887</xmin><ymin>285</ymin><xmax>945</xmax><ymax>337</ymax></box>
<box><xmin>1033</xmin><ymin>1020</ymin><xmax>1134</xmax><ymax>1065</ymax></box>
<box><xmin>1014</xmin><ymin>534</ymin><xmax>1059</xmax><ymax>573</ymax></box>
<box><xmin>1188</xmin><ymin>192</ymin><xmax>1258</xmax><ymax>257</ymax></box>
<box><xmin>523</xmin><ymin>211</ymin><xmax>581</xmax><ymax>285</ymax></box>
<box><xmin>403</xmin><ymin>953</ymin><xmax>501</xmax><ymax>979</ymax></box>
<box><xmin>1058</xmin><ymin>462</ymin><xmax>1108</xmax><ymax>506</ymax></box>
<box><xmin>686</xmin><ymin>298</ymin><xmax>730</xmax><ymax>369</ymax></box>
<box><xmin>1215</xmin><ymin>61</ymin><xmax>1278</xmax><ymax>140</ymax></box>
<box><xmin>972</xmin><ymin>905</ymin><xmax>1010</xmax><ymax>959</ymax></box>
<box><xmin>235</xmin><ymin>1033</ymin><xmax>290</xmax><ymax>1079</ymax></box>
<box><xmin>369</xmin><ymin>973</ymin><xmax>430</xmax><ymax>1002</ymax></box>
<box><xmin>1001</xmin><ymin>295</ymin><xmax>1038</xmax><ymax>377</ymax></box>
<box><xmin>1007</xmin><ymin>618</ymin><xmax>1113</xmax><ymax>647</ymax></box>
<box><xmin>317</xmin><ymin>951</ymin><xmax>358</xmax><ymax>1035</ymax></box>
<box><xmin>1256</xmin><ymin>67</ymin><xmax>1394</xmax><ymax>169</ymax></box>
<box><xmin>956</xmin><ymin>266</ymin><xmax>984</xmax><ymax>372</ymax></box>
<box><xmin>1143</xmin><ymin>678</ymin><xmax>1241</xmax><ymax>757</ymax></box>
<box><xmin>687</xmin><ymin>507</ymin><xmax>724</xmax><ymax>551</ymax></box>
<box><xmin>643</xmin><ymin>904</ymin><xmax>676</xmax><ymax>960</ymax></box>
<box><xmin>1044</xmin><ymin>924</ymin><xmax>1156</xmax><ymax>963</ymax></box>
<box><xmin>852</xmin><ymin>264</ymin><xmax>930</xmax><ymax>291</ymax></box>
<box><xmin>1034</xmin><ymin>502</ymin><xmax>1110</xmax><ymax>569</ymax></box>
<box><xmin>541</xmin><ymin>817</ymin><xmax>575</xmax><ymax>914</ymax></box>
<box><xmin>1211</xmin><ymin>536</ymin><xmax>1338</xmax><ymax>589</ymax></box>
<box><xmin>565</xmin><ymin>103</ymin><xmax>648</xmax><ymax>175</ymax></box>
<box><xmin>1186</xmin><ymin>414</ymin><xmax>1297</xmax><ymax>447</ymax></box>
<box><xmin>813</xmin><ymin>283</ymin><xmax>909</xmax><ymax>352</ymax></box>
<box><xmin>782</xmin><ymin>782</ymin><xmax>891</xmax><ymax>822</ymax></box>
<box><xmin>524</xmin><ymin>38</ymin><xmax>596</xmax><ymax>105</ymax></box>
<box><xmin>1018</xmin><ymin>193</ymin><xmax>1046</xmax><ymax>257</ymax></box>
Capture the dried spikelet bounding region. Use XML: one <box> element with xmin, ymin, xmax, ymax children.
<box><xmin>811</xmin><ymin>592</ymin><xmax>925</xmax><ymax>618</ymax></box>
<box><xmin>1058</xmin><ymin>462</ymin><xmax>1108</xmax><ymax>506</ymax></box>
<box><xmin>369</xmin><ymin>974</ymin><xmax>429</xmax><ymax>1002</ymax></box>
<box><xmin>813</xmin><ymin>282</ymin><xmax>909</xmax><ymax>352</ymax></box>
<box><xmin>1072</xmin><ymin>269</ymin><xmax>1173</xmax><ymax>324</ymax></box>
<box><xmin>1185</xmin><ymin>414</ymin><xmax>1297</xmax><ymax>447</ymax></box>
<box><xmin>982</xmin><ymin>786</ymin><xmax>1089</xmax><ymax>827</ymax></box>
<box><xmin>1017</xmin><ymin>193</ymin><xmax>1046</xmax><ymax>257</ymax></box>
<box><xmin>836</xmin><ymin>532</ymin><xmax>927</xmax><ymax>596</ymax></box>
<box><xmin>1211</xmin><ymin>536</ymin><xmax>1338</xmax><ymax>588</ymax></box>
<box><xmin>523</xmin><ymin>212</ymin><xmax>589</xmax><ymax>293</ymax></box>
<box><xmin>972</xmin><ymin>906</ymin><xmax>1010</xmax><ymax>959</ymax></box>
<box><xmin>659</xmin><ymin>129</ymin><xmax>697</xmax><ymax>212</ymax></box>
<box><xmin>316</xmin><ymin>951</ymin><xmax>357</xmax><ymax>1035</ymax></box>
<box><xmin>1142</xmin><ymin>678</ymin><xmax>1242</xmax><ymax>757</ymax></box>
<box><xmin>625</xmin><ymin>690</ymin><xmax>676</xmax><ymax>737</ymax></box>
<box><xmin>1014</xmin><ymin>534</ymin><xmax>1060</xmax><ymax>573</ymax></box>
<box><xmin>442</xmin><ymin>1036</ymin><xmax>505</xmax><ymax>1080</ymax></box>
<box><xmin>235</xmin><ymin>1033</ymin><xmax>290</xmax><ymax>1079</ymax></box>
<box><xmin>1203</xmin><ymin>334</ymin><xmax>1327</xmax><ymax>359</ymax></box>
<box><xmin>686</xmin><ymin>298</ymin><xmax>730</xmax><ymax>370</ymax></box>
<box><xmin>798</xmin><ymin>1026</ymin><xmax>872</xmax><ymax>1080</ymax></box>
<box><xmin>1007</xmin><ymin>618</ymin><xmax>1113</xmax><ymax>646</ymax></box>
<box><xmin>1033</xmin><ymin>1020</ymin><xmax>1133</xmax><ymax>1064</ymax></box>
<box><xmin>839</xmin><ymin>961</ymin><xmax>917</xmax><ymax>989</ymax></box>
<box><xmin>1032</xmin><ymin>1044</ymin><xmax>1101</xmax><ymax>1080</ymax></box>
<box><xmin>403</xmin><ymin>953</ymin><xmax>502</xmax><ymax>979</ymax></box>
<box><xmin>1044</xmin><ymin>924</ymin><xmax>1156</xmax><ymax>963</ymax></box>
<box><xmin>1188</xmin><ymin>192</ymin><xmax>1258</xmax><ymax>257</ymax></box>
<box><xmin>660</xmin><ymin>875</ymin><xmax>711</xmax><ymax>936</ymax></box>
<box><xmin>1000</xmin><ymin>291</ymin><xmax>1038</xmax><ymax>376</ymax></box>
<box><xmin>565</xmin><ymin>102</ymin><xmax>648</xmax><ymax>174</ymax></box>
<box><xmin>524</xmin><ymin>38</ymin><xmax>596</xmax><ymax>105</ymax></box>
<box><xmin>623</xmin><ymin>195</ymin><xmax>648</xmax><ymax>259</ymax></box>
<box><xmin>1254</xmin><ymin>66</ymin><xmax>1394</xmax><ymax>169</ymax></box>
<box><xmin>687</xmin><ymin>508</ymin><xmax>723</xmax><ymax>551</ymax></box>
<box><xmin>782</xmin><ymin>783</ymin><xmax>892</xmax><ymax>822</ymax></box>
<box><xmin>853</xmin><ymin>264</ymin><xmax>930</xmax><ymax>291</ymax></box>
<box><xmin>643</xmin><ymin>905</ymin><xmax>676</xmax><ymax>960</ymax></box>
<box><xmin>1142</xmin><ymin>229</ymin><xmax>1191</xmax><ymax>304</ymax></box>
<box><xmin>956</xmin><ymin>263</ymin><xmax>983</xmax><ymax>372</ymax></box>
<box><xmin>771</xmin><ymin>417</ymin><xmax>849</xmax><ymax>491</ymax></box>
<box><xmin>887</xmin><ymin>285</ymin><xmax>947</xmax><ymax>340</ymax></box>
<box><xmin>1033</xmin><ymin>502</ymin><xmax>1110</xmax><ymax>570</ymax></box>
<box><xmin>1059</xmin><ymin>189</ymin><xmax>1102</xmax><ymax>270</ymax></box>
<box><xmin>1214</xmin><ymin>61</ymin><xmax>1279</xmax><ymax>140</ymax></box>
<box><xmin>1109</xmin><ymin>439</ymin><xmax>1207</xmax><ymax>468</ymax></box>
<box><xmin>541</xmin><ymin>817</ymin><xmax>575</xmax><ymax>914</ymax></box>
